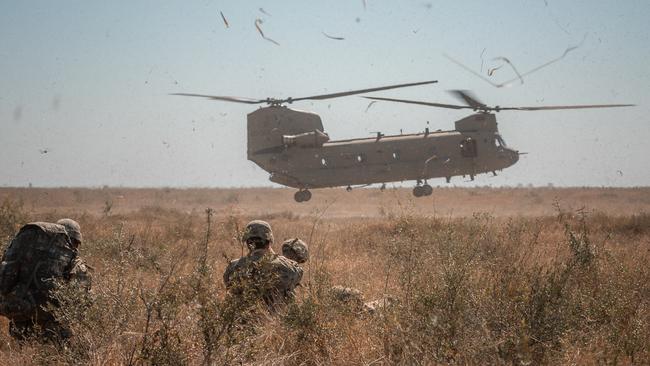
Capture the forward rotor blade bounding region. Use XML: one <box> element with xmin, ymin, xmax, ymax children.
<box><xmin>362</xmin><ymin>96</ymin><xmax>472</xmax><ymax>110</ymax></box>
<box><xmin>497</xmin><ymin>103</ymin><xmax>636</xmax><ymax>111</ymax></box>
<box><xmin>289</xmin><ymin>80</ymin><xmax>438</xmax><ymax>102</ymax></box>
<box><xmin>449</xmin><ymin>90</ymin><xmax>487</xmax><ymax>110</ymax></box>
<box><xmin>170</xmin><ymin>93</ymin><xmax>266</xmax><ymax>104</ymax></box>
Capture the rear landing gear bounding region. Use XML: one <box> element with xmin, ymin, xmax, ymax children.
<box><xmin>412</xmin><ymin>181</ymin><xmax>433</xmax><ymax>197</ymax></box>
<box><xmin>294</xmin><ymin>189</ymin><xmax>312</xmax><ymax>203</ymax></box>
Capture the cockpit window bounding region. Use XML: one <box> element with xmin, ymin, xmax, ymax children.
<box><xmin>495</xmin><ymin>134</ymin><xmax>507</xmax><ymax>147</ymax></box>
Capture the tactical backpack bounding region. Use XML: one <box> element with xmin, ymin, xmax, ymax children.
<box><xmin>0</xmin><ymin>222</ymin><xmax>77</xmax><ymax>322</ymax></box>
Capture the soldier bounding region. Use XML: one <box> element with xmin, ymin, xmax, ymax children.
<box><xmin>223</xmin><ymin>220</ymin><xmax>302</xmax><ymax>310</ymax></box>
<box><xmin>281</xmin><ymin>238</ymin><xmax>309</xmax><ymax>264</ymax></box>
<box><xmin>329</xmin><ymin>285</ymin><xmax>366</xmax><ymax>311</ymax></box>
<box><xmin>329</xmin><ymin>285</ymin><xmax>397</xmax><ymax>315</ymax></box>
<box><xmin>0</xmin><ymin>219</ymin><xmax>91</xmax><ymax>341</ymax></box>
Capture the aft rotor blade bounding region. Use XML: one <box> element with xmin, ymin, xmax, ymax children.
<box><xmin>497</xmin><ymin>103</ymin><xmax>636</xmax><ymax>111</ymax></box>
<box><xmin>170</xmin><ymin>93</ymin><xmax>266</xmax><ymax>104</ymax></box>
<box><xmin>449</xmin><ymin>90</ymin><xmax>487</xmax><ymax>110</ymax></box>
<box><xmin>289</xmin><ymin>80</ymin><xmax>438</xmax><ymax>102</ymax></box>
<box><xmin>362</xmin><ymin>96</ymin><xmax>472</xmax><ymax>110</ymax></box>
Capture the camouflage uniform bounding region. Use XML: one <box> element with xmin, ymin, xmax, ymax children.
<box><xmin>363</xmin><ymin>295</ymin><xmax>398</xmax><ymax>314</ymax></box>
<box><xmin>223</xmin><ymin>221</ymin><xmax>302</xmax><ymax>310</ymax></box>
<box><xmin>281</xmin><ymin>238</ymin><xmax>309</xmax><ymax>264</ymax></box>
<box><xmin>329</xmin><ymin>285</ymin><xmax>397</xmax><ymax>314</ymax></box>
<box><xmin>0</xmin><ymin>220</ymin><xmax>91</xmax><ymax>341</ymax></box>
<box><xmin>329</xmin><ymin>285</ymin><xmax>366</xmax><ymax>311</ymax></box>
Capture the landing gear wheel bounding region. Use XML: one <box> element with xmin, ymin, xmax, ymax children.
<box><xmin>294</xmin><ymin>190</ymin><xmax>312</xmax><ymax>203</ymax></box>
<box><xmin>422</xmin><ymin>184</ymin><xmax>433</xmax><ymax>196</ymax></box>
<box><xmin>346</xmin><ymin>186</ymin><xmax>352</xmax><ymax>192</ymax></box>
<box><xmin>413</xmin><ymin>184</ymin><xmax>432</xmax><ymax>198</ymax></box>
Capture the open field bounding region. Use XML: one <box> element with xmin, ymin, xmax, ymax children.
<box><xmin>0</xmin><ymin>187</ymin><xmax>648</xmax><ymax>364</ymax></box>
<box><xmin>2</xmin><ymin>186</ymin><xmax>650</xmax><ymax>218</ymax></box>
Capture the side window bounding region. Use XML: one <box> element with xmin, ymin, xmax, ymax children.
<box><xmin>495</xmin><ymin>134</ymin><xmax>507</xmax><ymax>147</ymax></box>
<box><xmin>392</xmin><ymin>151</ymin><xmax>400</xmax><ymax>160</ymax></box>
<box><xmin>356</xmin><ymin>154</ymin><xmax>366</xmax><ymax>163</ymax></box>
<box><xmin>460</xmin><ymin>137</ymin><xmax>478</xmax><ymax>158</ymax></box>
<box><xmin>320</xmin><ymin>157</ymin><xmax>328</xmax><ymax>167</ymax></box>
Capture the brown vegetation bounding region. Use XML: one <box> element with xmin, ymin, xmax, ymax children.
<box><xmin>2</xmin><ymin>186</ymin><xmax>650</xmax><ymax>218</ymax></box>
<box><xmin>0</xmin><ymin>188</ymin><xmax>648</xmax><ymax>364</ymax></box>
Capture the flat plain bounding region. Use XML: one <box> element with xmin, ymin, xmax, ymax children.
<box><xmin>0</xmin><ymin>187</ymin><xmax>648</xmax><ymax>365</ymax></box>
<box><xmin>2</xmin><ymin>186</ymin><xmax>649</xmax><ymax>217</ymax></box>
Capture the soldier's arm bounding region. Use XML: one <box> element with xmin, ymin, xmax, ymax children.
<box><xmin>67</xmin><ymin>257</ymin><xmax>92</xmax><ymax>291</ymax></box>
<box><xmin>277</xmin><ymin>258</ymin><xmax>303</xmax><ymax>290</ymax></box>
<box><xmin>223</xmin><ymin>260</ymin><xmax>239</xmax><ymax>289</ymax></box>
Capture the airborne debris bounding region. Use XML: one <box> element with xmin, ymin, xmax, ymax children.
<box><xmin>259</xmin><ymin>8</ymin><xmax>271</xmax><ymax>16</ymax></box>
<box><xmin>480</xmin><ymin>48</ymin><xmax>486</xmax><ymax>72</ymax></box>
<box><xmin>13</xmin><ymin>106</ymin><xmax>22</xmax><ymax>121</ymax></box>
<box><xmin>365</xmin><ymin>101</ymin><xmax>377</xmax><ymax>112</ymax></box>
<box><xmin>487</xmin><ymin>64</ymin><xmax>502</xmax><ymax>76</ymax></box>
<box><xmin>492</xmin><ymin>56</ymin><xmax>524</xmax><ymax>84</ymax></box>
<box><xmin>322</xmin><ymin>32</ymin><xmax>345</xmax><ymax>41</ymax></box>
<box><xmin>52</xmin><ymin>96</ymin><xmax>60</xmax><ymax>111</ymax></box>
<box><xmin>220</xmin><ymin>11</ymin><xmax>229</xmax><ymax>28</ymax></box>
<box><xmin>445</xmin><ymin>37</ymin><xmax>586</xmax><ymax>88</ymax></box>
<box><xmin>362</xmin><ymin>0</ymin><xmax>367</xmax><ymax>10</ymax></box>
<box><xmin>255</xmin><ymin>18</ymin><xmax>280</xmax><ymax>46</ymax></box>
<box><xmin>38</xmin><ymin>148</ymin><xmax>50</xmax><ymax>154</ymax></box>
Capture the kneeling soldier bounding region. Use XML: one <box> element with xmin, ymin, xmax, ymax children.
<box><xmin>0</xmin><ymin>219</ymin><xmax>91</xmax><ymax>341</ymax></box>
<box><xmin>223</xmin><ymin>220</ymin><xmax>302</xmax><ymax>310</ymax></box>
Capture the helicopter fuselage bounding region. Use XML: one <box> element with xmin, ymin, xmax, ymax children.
<box><xmin>269</xmin><ymin>131</ymin><xmax>517</xmax><ymax>188</ymax></box>
<box><xmin>246</xmin><ymin>106</ymin><xmax>519</xmax><ymax>189</ymax></box>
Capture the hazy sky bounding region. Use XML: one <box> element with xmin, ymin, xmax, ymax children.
<box><xmin>1</xmin><ymin>1</ymin><xmax>648</xmax><ymax>188</ymax></box>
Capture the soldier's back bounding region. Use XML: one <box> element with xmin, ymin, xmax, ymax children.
<box><xmin>223</xmin><ymin>249</ymin><xmax>302</xmax><ymax>307</ymax></box>
<box><xmin>268</xmin><ymin>255</ymin><xmax>302</xmax><ymax>295</ymax></box>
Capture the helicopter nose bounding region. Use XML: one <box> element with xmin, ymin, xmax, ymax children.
<box><xmin>510</xmin><ymin>149</ymin><xmax>519</xmax><ymax>164</ymax></box>
<box><xmin>504</xmin><ymin>148</ymin><xmax>519</xmax><ymax>166</ymax></box>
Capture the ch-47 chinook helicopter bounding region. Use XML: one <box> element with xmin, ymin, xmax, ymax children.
<box><xmin>174</xmin><ymin>81</ymin><xmax>633</xmax><ymax>202</ymax></box>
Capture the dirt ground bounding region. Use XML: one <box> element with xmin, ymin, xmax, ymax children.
<box><xmin>1</xmin><ymin>186</ymin><xmax>649</xmax><ymax>218</ymax></box>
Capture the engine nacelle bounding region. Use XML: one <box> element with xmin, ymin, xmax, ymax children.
<box><xmin>282</xmin><ymin>130</ymin><xmax>330</xmax><ymax>148</ymax></box>
<box><xmin>247</xmin><ymin>106</ymin><xmax>324</xmax><ymax>156</ymax></box>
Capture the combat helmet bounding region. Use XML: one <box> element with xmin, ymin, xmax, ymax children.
<box><xmin>242</xmin><ymin>220</ymin><xmax>274</xmax><ymax>243</ymax></box>
<box><xmin>57</xmin><ymin>218</ymin><xmax>82</xmax><ymax>244</ymax></box>
<box><xmin>282</xmin><ymin>238</ymin><xmax>309</xmax><ymax>263</ymax></box>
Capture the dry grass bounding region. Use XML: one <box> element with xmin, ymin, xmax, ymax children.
<box><xmin>2</xmin><ymin>186</ymin><xmax>650</xmax><ymax>218</ymax></box>
<box><xmin>0</xmin><ymin>188</ymin><xmax>648</xmax><ymax>365</ymax></box>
